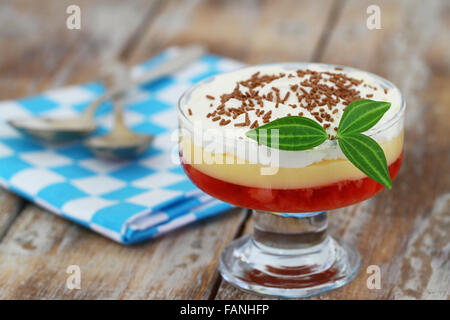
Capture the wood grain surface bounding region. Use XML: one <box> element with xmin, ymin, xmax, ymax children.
<box><xmin>0</xmin><ymin>0</ymin><xmax>448</xmax><ymax>300</ymax></box>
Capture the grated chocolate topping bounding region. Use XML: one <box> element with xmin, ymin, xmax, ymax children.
<box><xmin>187</xmin><ymin>68</ymin><xmax>389</xmax><ymax>134</ymax></box>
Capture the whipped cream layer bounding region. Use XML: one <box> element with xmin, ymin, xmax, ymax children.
<box><xmin>180</xmin><ymin>63</ymin><xmax>404</xmax><ymax>169</ymax></box>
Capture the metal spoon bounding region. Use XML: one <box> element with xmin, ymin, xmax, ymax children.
<box><xmin>84</xmin><ymin>97</ymin><xmax>153</xmax><ymax>159</ymax></box>
<box><xmin>8</xmin><ymin>45</ymin><xmax>205</xmax><ymax>142</ymax></box>
<box><xmin>84</xmin><ymin>60</ymin><xmax>153</xmax><ymax>159</ymax></box>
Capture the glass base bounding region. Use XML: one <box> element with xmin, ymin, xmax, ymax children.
<box><xmin>219</xmin><ymin>211</ymin><xmax>361</xmax><ymax>298</ymax></box>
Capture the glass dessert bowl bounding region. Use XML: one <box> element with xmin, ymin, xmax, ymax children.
<box><xmin>177</xmin><ymin>63</ymin><xmax>405</xmax><ymax>298</ymax></box>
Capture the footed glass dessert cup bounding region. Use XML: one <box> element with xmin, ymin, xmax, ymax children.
<box><xmin>177</xmin><ymin>63</ymin><xmax>405</xmax><ymax>298</ymax></box>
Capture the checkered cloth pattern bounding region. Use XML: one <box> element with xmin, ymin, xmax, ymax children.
<box><xmin>0</xmin><ymin>48</ymin><xmax>244</xmax><ymax>244</ymax></box>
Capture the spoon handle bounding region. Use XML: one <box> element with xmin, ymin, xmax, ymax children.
<box><xmin>83</xmin><ymin>45</ymin><xmax>206</xmax><ymax>118</ymax></box>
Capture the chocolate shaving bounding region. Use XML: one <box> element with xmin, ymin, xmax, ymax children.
<box><xmin>200</xmin><ymin>67</ymin><xmax>383</xmax><ymax>131</ymax></box>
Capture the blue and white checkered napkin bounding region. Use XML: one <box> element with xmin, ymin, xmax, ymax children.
<box><xmin>0</xmin><ymin>48</ymin><xmax>244</xmax><ymax>244</ymax></box>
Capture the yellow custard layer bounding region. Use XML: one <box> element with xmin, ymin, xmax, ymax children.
<box><xmin>180</xmin><ymin>131</ymin><xmax>404</xmax><ymax>189</ymax></box>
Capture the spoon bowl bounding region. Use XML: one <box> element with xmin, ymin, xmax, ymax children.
<box><xmin>8</xmin><ymin>116</ymin><xmax>96</xmax><ymax>143</ymax></box>
<box><xmin>84</xmin><ymin>71</ymin><xmax>154</xmax><ymax>161</ymax></box>
<box><xmin>85</xmin><ymin>129</ymin><xmax>153</xmax><ymax>159</ymax></box>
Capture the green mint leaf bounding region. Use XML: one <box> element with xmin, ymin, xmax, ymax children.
<box><xmin>338</xmin><ymin>133</ymin><xmax>392</xmax><ymax>189</ymax></box>
<box><xmin>246</xmin><ymin>116</ymin><xmax>328</xmax><ymax>151</ymax></box>
<box><xmin>337</xmin><ymin>99</ymin><xmax>391</xmax><ymax>136</ymax></box>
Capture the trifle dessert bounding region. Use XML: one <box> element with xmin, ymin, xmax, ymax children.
<box><xmin>177</xmin><ymin>63</ymin><xmax>405</xmax><ymax>298</ymax></box>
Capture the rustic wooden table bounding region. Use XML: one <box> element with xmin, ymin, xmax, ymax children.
<box><xmin>0</xmin><ymin>0</ymin><xmax>448</xmax><ymax>300</ymax></box>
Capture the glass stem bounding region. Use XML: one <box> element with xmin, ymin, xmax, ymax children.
<box><xmin>253</xmin><ymin>210</ymin><xmax>328</xmax><ymax>250</ymax></box>
<box><xmin>219</xmin><ymin>210</ymin><xmax>361</xmax><ymax>297</ymax></box>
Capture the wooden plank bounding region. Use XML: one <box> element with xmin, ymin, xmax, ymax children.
<box><xmin>128</xmin><ymin>0</ymin><xmax>336</xmax><ymax>64</ymax></box>
<box><xmin>0</xmin><ymin>0</ymin><xmax>88</xmax><ymax>236</ymax></box>
<box><xmin>128</xmin><ymin>0</ymin><xmax>337</xmax><ymax>299</ymax></box>
<box><xmin>0</xmin><ymin>80</ymin><xmax>28</xmax><ymax>234</ymax></box>
<box><xmin>0</xmin><ymin>205</ymin><xmax>246</xmax><ymax>299</ymax></box>
<box><xmin>5</xmin><ymin>0</ymin><xmax>446</xmax><ymax>300</ymax></box>
<box><xmin>0</xmin><ymin>191</ymin><xmax>24</xmax><ymax>242</ymax></box>
<box><xmin>0</xmin><ymin>0</ymin><xmax>159</xmax><ymax>235</ymax></box>
<box><xmin>216</xmin><ymin>0</ymin><xmax>450</xmax><ymax>299</ymax></box>
<box><xmin>0</xmin><ymin>0</ymin><xmax>337</xmax><ymax>299</ymax></box>
<box><xmin>314</xmin><ymin>0</ymin><xmax>450</xmax><ymax>300</ymax></box>
<box><xmin>0</xmin><ymin>0</ymin><xmax>166</xmax><ymax>299</ymax></box>
<box><xmin>0</xmin><ymin>0</ymin><xmax>161</xmax><ymax>94</ymax></box>
<box><xmin>0</xmin><ymin>0</ymin><xmax>160</xmax><ymax>227</ymax></box>
<box><xmin>0</xmin><ymin>0</ymin><xmax>247</xmax><ymax>300</ymax></box>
